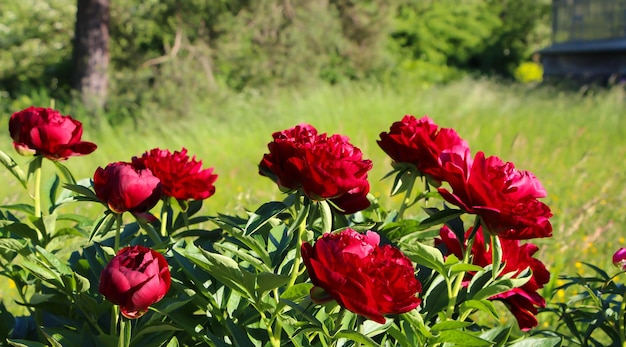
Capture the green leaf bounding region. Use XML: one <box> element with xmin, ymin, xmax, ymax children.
<box><xmin>460</xmin><ymin>299</ymin><xmax>500</xmax><ymax>320</ymax></box>
<box><xmin>225</xmin><ymin>317</ymin><xmax>255</xmax><ymax>346</ymax></box>
<box><xmin>467</xmin><ymin>266</ymin><xmax>496</xmax><ymax>298</ymax></box>
<box><xmin>280</xmin><ymin>282</ymin><xmax>313</xmax><ymax>301</ymax></box>
<box><xmin>214</xmin><ymin>242</ymin><xmax>267</xmax><ymax>271</ymax></box>
<box><xmin>388</xmin><ymin>166</ymin><xmax>417</xmax><ymax>197</ymax></box>
<box><xmin>471</xmin><ymin>284</ymin><xmax>515</xmax><ymax>301</ymax></box>
<box><xmin>51</xmin><ymin>179</ymin><xmax>94</xmax><ymax>211</ymax></box>
<box><xmin>56</xmin><ymin>213</ymin><xmax>92</xmax><ymax>224</ymax></box>
<box><xmin>507</xmin><ymin>336</ymin><xmax>562</xmax><ymax>347</ymax></box>
<box><xmin>0</xmin><ymin>150</ymin><xmax>28</xmax><ymax>189</ymax></box>
<box><xmin>334</xmin><ymin>330</ymin><xmax>381</xmax><ymax>346</ymax></box>
<box><xmin>20</xmin><ymin>258</ymin><xmax>63</xmax><ymax>287</ymax></box>
<box><xmin>433</xmin><ymin>330</ymin><xmax>493</xmax><ymax>346</ymax></box>
<box><xmin>431</xmin><ymin>320</ymin><xmax>472</xmax><ymax>332</ymax></box>
<box><xmin>279</xmin><ymin>299</ymin><xmax>323</xmax><ymax>327</ymax></box>
<box><xmin>401</xmin><ymin>310</ymin><xmax>434</xmax><ymax>339</ymax></box>
<box><xmin>0</xmin><ymin>204</ymin><xmax>35</xmax><ymax>216</ymax></box>
<box><xmin>244</xmin><ymin>200</ymin><xmax>290</xmax><ymax>235</ymax></box>
<box><xmin>52</xmin><ymin>161</ymin><xmax>76</xmax><ymax>185</ymax></box>
<box><xmin>582</xmin><ymin>262</ymin><xmax>610</xmax><ymax>281</ymax></box>
<box><xmin>89</xmin><ymin>212</ymin><xmax>116</xmax><ymax>242</ymax></box>
<box><xmin>73</xmin><ymin>272</ymin><xmax>91</xmax><ymax>293</ymax></box>
<box><xmin>7</xmin><ymin>339</ymin><xmax>49</xmax><ymax>347</ymax></box>
<box><xmin>403</xmin><ymin>241</ymin><xmax>445</xmax><ymax>275</ymax></box>
<box><xmin>490</xmin><ymin>233</ymin><xmax>503</xmax><ymax>279</ymax></box>
<box><xmin>448</xmin><ymin>262</ymin><xmax>484</xmax><ymax>275</ymax></box>
<box><xmin>318</xmin><ymin>200</ymin><xmax>332</xmax><ymax>233</ymax></box>
<box><xmin>417</xmin><ymin>207</ymin><xmax>464</xmax><ymax>230</ymax></box>
<box><xmin>133</xmin><ymin>322</ymin><xmax>183</xmax><ymax>340</ymax></box>
<box><xmin>256</xmin><ymin>272</ymin><xmax>291</xmax><ymax>297</ymax></box>
<box><xmin>0</xmin><ymin>221</ymin><xmax>40</xmax><ymax>245</ymax></box>
<box><xmin>420</xmin><ymin>274</ymin><xmax>449</xmax><ymax>320</ymax></box>
<box><xmin>478</xmin><ymin>326</ymin><xmax>512</xmax><ymax>347</ymax></box>
<box><xmin>192</xmin><ymin>246</ymin><xmax>256</xmax><ymax>299</ymax></box>
<box><xmin>227</xmin><ymin>231</ymin><xmax>272</xmax><ymax>266</ymax></box>
<box><xmin>43</xmin><ymin>332</ymin><xmax>63</xmax><ymax>347</ymax></box>
<box><xmin>45</xmin><ymin>174</ymin><xmax>61</xmax><ymax>214</ymax></box>
<box><xmin>35</xmin><ymin>246</ymin><xmax>72</xmax><ymax>275</ymax></box>
<box><xmin>165</xmin><ymin>336</ymin><xmax>179</xmax><ymax>347</ymax></box>
<box><xmin>51</xmin><ymin>227</ymin><xmax>87</xmax><ymax>239</ymax></box>
<box><xmin>26</xmin><ymin>156</ymin><xmax>43</xmax><ymax>182</ymax></box>
<box><xmin>0</xmin><ymin>238</ymin><xmax>28</xmax><ymax>255</ymax></box>
<box><xmin>31</xmin><ymin>214</ymin><xmax>57</xmax><ymax>240</ymax></box>
<box><xmin>268</xmin><ymin>224</ymin><xmax>294</xmax><ymax>268</ymax></box>
<box><xmin>63</xmin><ymin>183</ymin><xmax>101</xmax><ymax>203</ymax></box>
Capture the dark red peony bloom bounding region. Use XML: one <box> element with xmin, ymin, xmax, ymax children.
<box><xmin>99</xmin><ymin>245</ymin><xmax>171</xmax><ymax>319</ymax></box>
<box><xmin>437</xmin><ymin>225</ymin><xmax>550</xmax><ymax>330</ymax></box>
<box><xmin>302</xmin><ymin>229</ymin><xmax>421</xmax><ymax>323</ymax></box>
<box><xmin>259</xmin><ymin>124</ymin><xmax>372</xmax><ymax>214</ymax></box>
<box><xmin>133</xmin><ymin>148</ymin><xmax>218</xmax><ymax>201</ymax></box>
<box><xmin>9</xmin><ymin>106</ymin><xmax>97</xmax><ymax>160</ymax></box>
<box><xmin>377</xmin><ymin>115</ymin><xmax>471</xmax><ymax>182</ymax></box>
<box><xmin>438</xmin><ymin>152</ymin><xmax>552</xmax><ymax>240</ymax></box>
<box><xmin>613</xmin><ymin>248</ymin><xmax>626</xmax><ymax>271</ymax></box>
<box><xmin>93</xmin><ymin>162</ymin><xmax>162</xmax><ymax>213</ymax></box>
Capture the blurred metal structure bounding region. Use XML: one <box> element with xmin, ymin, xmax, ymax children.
<box><xmin>541</xmin><ymin>0</ymin><xmax>626</xmax><ymax>82</ymax></box>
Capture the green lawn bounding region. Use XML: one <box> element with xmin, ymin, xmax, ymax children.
<box><xmin>1</xmin><ymin>77</ymin><xmax>625</xmax><ymax>318</ymax></box>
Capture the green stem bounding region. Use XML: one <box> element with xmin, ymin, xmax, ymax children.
<box><xmin>16</xmin><ymin>282</ymin><xmax>45</xmax><ymax>342</ymax></box>
<box><xmin>286</xmin><ymin>198</ymin><xmax>310</xmax><ymax>289</ymax></box>
<box><xmin>490</xmin><ymin>233</ymin><xmax>502</xmax><ymax>280</ymax></box>
<box><xmin>446</xmin><ymin>217</ymin><xmax>478</xmax><ymax>319</ymax></box>
<box><xmin>160</xmin><ymin>197</ymin><xmax>170</xmax><ymax>237</ymax></box>
<box><xmin>118</xmin><ymin>315</ymin><xmax>132</xmax><ymax>347</ymax></box>
<box><xmin>397</xmin><ymin>169</ymin><xmax>417</xmax><ymax>219</ymax></box>
<box><xmin>114</xmin><ymin>213</ymin><xmax>122</xmax><ymax>253</ymax></box>
<box><xmin>273</xmin><ymin>194</ymin><xmax>310</xmax><ymax>344</ymax></box>
<box><xmin>614</xmin><ymin>272</ymin><xmax>626</xmax><ymax>346</ymax></box>
<box><xmin>111</xmin><ymin>305</ymin><xmax>119</xmax><ymax>336</ymax></box>
<box><xmin>33</xmin><ymin>157</ymin><xmax>43</xmax><ymax>218</ymax></box>
<box><xmin>259</xmin><ymin>310</ymin><xmax>280</xmax><ymax>347</ymax></box>
<box><xmin>619</xmin><ymin>295</ymin><xmax>625</xmax><ymax>347</ymax></box>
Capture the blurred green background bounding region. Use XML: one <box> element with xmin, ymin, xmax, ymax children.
<box><xmin>1</xmin><ymin>0</ymin><xmax>624</xmax><ymax>327</ymax></box>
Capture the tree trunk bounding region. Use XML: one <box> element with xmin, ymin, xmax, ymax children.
<box><xmin>72</xmin><ymin>0</ymin><xmax>110</xmax><ymax>112</ymax></box>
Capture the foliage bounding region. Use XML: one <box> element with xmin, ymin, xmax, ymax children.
<box><xmin>514</xmin><ymin>62</ymin><xmax>543</xmax><ymax>83</ymax></box>
<box><xmin>0</xmin><ymin>0</ymin><xmax>551</xmax><ymax>120</ymax></box>
<box><xmin>539</xmin><ymin>263</ymin><xmax>626</xmax><ymax>346</ymax></box>
<box><xmin>0</xmin><ymin>0</ymin><xmax>75</xmax><ymax>96</ymax></box>
<box><xmin>0</xmin><ymin>107</ymin><xmax>569</xmax><ymax>346</ymax></box>
<box><xmin>389</xmin><ymin>0</ymin><xmax>551</xmax><ymax>76</ymax></box>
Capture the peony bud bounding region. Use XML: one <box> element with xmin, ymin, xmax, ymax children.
<box><xmin>613</xmin><ymin>248</ymin><xmax>626</xmax><ymax>271</ymax></box>
<box><xmin>99</xmin><ymin>245</ymin><xmax>171</xmax><ymax>319</ymax></box>
<box><xmin>93</xmin><ymin>162</ymin><xmax>162</xmax><ymax>213</ymax></box>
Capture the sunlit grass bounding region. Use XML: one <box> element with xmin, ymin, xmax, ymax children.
<box><xmin>1</xmin><ymin>78</ymin><xmax>625</xmax><ymax>324</ymax></box>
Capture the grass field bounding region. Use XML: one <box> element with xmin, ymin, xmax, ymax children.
<box><xmin>1</xmin><ymin>77</ymin><xmax>625</xmax><ymax>320</ymax></box>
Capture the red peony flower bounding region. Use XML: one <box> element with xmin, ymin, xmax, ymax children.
<box><xmin>259</xmin><ymin>124</ymin><xmax>372</xmax><ymax>214</ymax></box>
<box><xmin>99</xmin><ymin>245</ymin><xmax>171</xmax><ymax>319</ymax></box>
<box><xmin>378</xmin><ymin>115</ymin><xmax>471</xmax><ymax>182</ymax></box>
<box><xmin>438</xmin><ymin>152</ymin><xmax>552</xmax><ymax>240</ymax></box>
<box><xmin>613</xmin><ymin>248</ymin><xmax>626</xmax><ymax>271</ymax></box>
<box><xmin>93</xmin><ymin>162</ymin><xmax>162</xmax><ymax>213</ymax></box>
<box><xmin>437</xmin><ymin>225</ymin><xmax>550</xmax><ymax>330</ymax></box>
<box><xmin>9</xmin><ymin>106</ymin><xmax>97</xmax><ymax>160</ymax></box>
<box><xmin>133</xmin><ymin>148</ymin><xmax>218</xmax><ymax>201</ymax></box>
<box><xmin>302</xmin><ymin>229</ymin><xmax>421</xmax><ymax>323</ymax></box>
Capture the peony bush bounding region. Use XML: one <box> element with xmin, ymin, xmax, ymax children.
<box><xmin>0</xmin><ymin>108</ymin><xmax>622</xmax><ymax>346</ymax></box>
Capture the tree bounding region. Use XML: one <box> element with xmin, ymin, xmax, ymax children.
<box><xmin>72</xmin><ymin>0</ymin><xmax>110</xmax><ymax>112</ymax></box>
